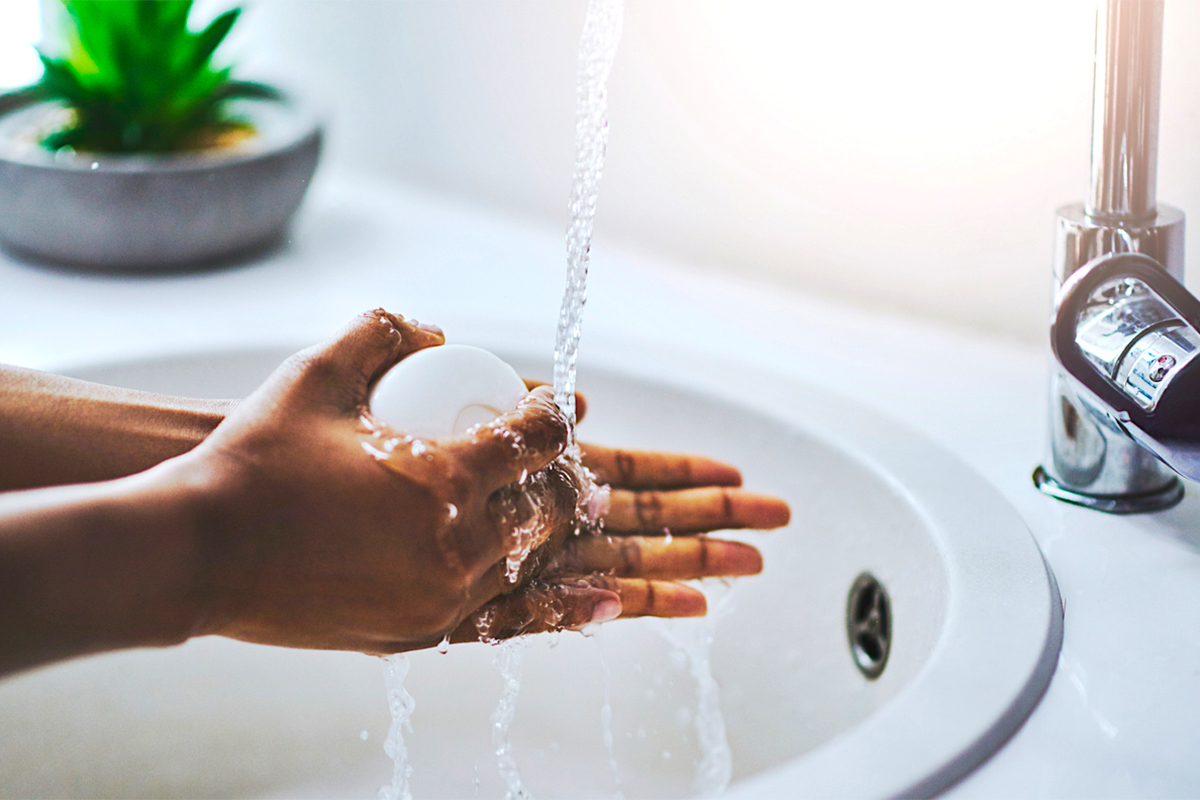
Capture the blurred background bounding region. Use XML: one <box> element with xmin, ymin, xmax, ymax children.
<box><xmin>4</xmin><ymin>0</ymin><xmax>1200</xmax><ymax>346</ymax></box>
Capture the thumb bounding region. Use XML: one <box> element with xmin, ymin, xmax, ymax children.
<box><xmin>289</xmin><ymin>309</ymin><xmax>445</xmax><ymax>414</ymax></box>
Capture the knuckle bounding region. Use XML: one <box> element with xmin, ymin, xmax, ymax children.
<box><xmin>439</xmin><ymin>460</ymin><xmax>476</xmax><ymax>504</ymax></box>
<box><xmin>361</xmin><ymin>310</ymin><xmax>403</xmax><ymax>354</ymax></box>
<box><xmin>517</xmin><ymin>394</ymin><xmax>569</xmax><ymax>454</ymax></box>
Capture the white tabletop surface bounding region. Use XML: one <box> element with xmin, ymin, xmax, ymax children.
<box><xmin>2</xmin><ymin>172</ymin><xmax>1198</xmax><ymax>798</ymax></box>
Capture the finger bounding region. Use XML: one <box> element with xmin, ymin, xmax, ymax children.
<box><xmin>484</xmin><ymin>460</ymin><xmax>579</xmax><ymax>566</ymax></box>
<box><xmin>553</xmin><ymin>535</ymin><xmax>762</xmax><ymax>580</ymax></box>
<box><xmin>285</xmin><ymin>309</ymin><xmax>445</xmax><ymax>414</ymax></box>
<box><xmin>580</xmin><ymin>445</ymin><xmax>742</xmax><ymax>489</ymax></box>
<box><xmin>522</xmin><ymin>379</ymin><xmax>587</xmax><ymax>423</ymax></box>
<box><xmin>587</xmin><ymin>576</ymin><xmax>707</xmax><ymax>618</ymax></box>
<box><xmin>605</xmin><ymin>487</ymin><xmax>791</xmax><ymax>534</ymax></box>
<box><xmin>448</xmin><ymin>386</ymin><xmax>570</xmax><ymax>492</ymax></box>
<box><xmin>448</xmin><ymin>583</ymin><xmax>622</xmax><ymax>643</ymax></box>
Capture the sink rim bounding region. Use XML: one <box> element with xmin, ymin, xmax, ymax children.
<box><xmin>570</xmin><ymin>334</ymin><xmax>1063</xmax><ymax>799</ymax></box>
<box><xmin>47</xmin><ymin>329</ymin><xmax>1063</xmax><ymax>799</ymax></box>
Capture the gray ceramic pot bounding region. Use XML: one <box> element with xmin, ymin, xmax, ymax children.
<box><xmin>0</xmin><ymin>86</ymin><xmax>321</xmax><ymax>271</ymax></box>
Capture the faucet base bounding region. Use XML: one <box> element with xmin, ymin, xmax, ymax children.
<box><xmin>1033</xmin><ymin>465</ymin><xmax>1182</xmax><ymax>514</ymax></box>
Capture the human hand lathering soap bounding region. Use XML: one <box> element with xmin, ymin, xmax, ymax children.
<box><xmin>0</xmin><ymin>310</ymin><xmax>790</xmax><ymax>675</ymax></box>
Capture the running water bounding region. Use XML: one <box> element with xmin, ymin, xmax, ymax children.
<box><xmin>547</xmin><ymin>1</ymin><xmax>734</xmax><ymax>795</ymax></box>
<box><xmin>553</xmin><ymin>0</ymin><xmax>625</xmax><ymax>423</ymax></box>
<box><xmin>378</xmin><ymin>654</ymin><xmax>416</xmax><ymax>800</ymax></box>
<box><xmin>650</xmin><ymin>583</ymin><xmax>735</xmax><ymax>797</ymax></box>
<box><xmin>374</xmin><ymin>3</ymin><xmax>731</xmax><ymax>797</ymax></box>
<box><xmin>491</xmin><ymin>638</ymin><xmax>531</xmax><ymax>800</ymax></box>
<box><xmin>482</xmin><ymin>2</ymin><xmax>626</xmax><ymax>795</ymax></box>
<box><xmin>548</xmin><ymin>4</ymin><xmax>628</xmax><ymax>796</ymax></box>
<box><xmin>593</xmin><ymin>626</ymin><xmax>625</xmax><ymax>799</ymax></box>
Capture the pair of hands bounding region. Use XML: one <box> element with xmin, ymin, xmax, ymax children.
<box><xmin>183</xmin><ymin>310</ymin><xmax>789</xmax><ymax>655</ymax></box>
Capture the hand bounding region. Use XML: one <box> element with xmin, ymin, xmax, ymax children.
<box><xmin>0</xmin><ymin>310</ymin><xmax>609</xmax><ymax>674</ymax></box>
<box><xmin>183</xmin><ymin>311</ymin><xmax>788</xmax><ymax>651</ymax></box>
<box><xmin>446</xmin><ymin>429</ymin><xmax>791</xmax><ymax>644</ymax></box>
<box><xmin>174</xmin><ymin>310</ymin><xmax>614</xmax><ymax>654</ymax></box>
<box><xmin>0</xmin><ymin>308</ymin><xmax>790</xmax><ymax>669</ymax></box>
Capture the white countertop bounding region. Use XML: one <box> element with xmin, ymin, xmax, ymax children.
<box><xmin>3</xmin><ymin>173</ymin><xmax>1199</xmax><ymax>798</ymax></box>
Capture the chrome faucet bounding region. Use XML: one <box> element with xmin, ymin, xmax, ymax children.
<box><xmin>1034</xmin><ymin>0</ymin><xmax>1191</xmax><ymax>513</ymax></box>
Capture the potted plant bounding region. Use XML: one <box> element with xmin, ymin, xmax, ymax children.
<box><xmin>0</xmin><ymin>0</ymin><xmax>321</xmax><ymax>271</ymax></box>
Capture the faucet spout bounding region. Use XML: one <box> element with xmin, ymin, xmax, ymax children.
<box><xmin>1035</xmin><ymin>0</ymin><xmax>1186</xmax><ymax>513</ymax></box>
<box><xmin>1088</xmin><ymin>0</ymin><xmax>1164</xmax><ymax>221</ymax></box>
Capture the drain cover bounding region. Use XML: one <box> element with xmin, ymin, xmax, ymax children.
<box><xmin>846</xmin><ymin>572</ymin><xmax>891</xmax><ymax>680</ymax></box>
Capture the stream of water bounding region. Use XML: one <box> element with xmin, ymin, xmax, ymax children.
<box><xmin>481</xmin><ymin>2</ymin><xmax>627</xmax><ymax>796</ymax></box>
<box><xmin>379</xmin><ymin>1</ymin><xmax>731</xmax><ymax>796</ymax></box>
<box><xmin>378</xmin><ymin>654</ymin><xmax>416</xmax><ymax>800</ymax></box>
<box><xmin>491</xmin><ymin>638</ymin><xmax>531</xmax><ymax>800</ymax></box>
<box><xmin>552</xmin><ymin>0</ymin><xmax>624</xmax><ymax>425</ymax></box>
<box><xmin>485</xmin><ymin>2</ymin><xmax>626</xmax><ymax>795</ymax></box>
<box><xmin>651</xmin><ymin>583</ymin><xmax>735</xmax><ymax>797</ymax></box>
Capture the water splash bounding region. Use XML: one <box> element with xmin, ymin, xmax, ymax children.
<box><xmin>491</xmin><ymin>638</ymin><xmax>532</xmax><ymax>800</ymax></box>
<box><xmin>553</xmin><ymin>0</ymin><xmax>625</xmax><ymax>426</ymax></box>
<box><xmin>594</xmin><ymin>626</ymin><xmax>625</xmax><ymax>799</ymax></box>
<box><xmin>374</xmin><ymin>2</ymin><xmax>626</xmax><ymax>795</ymax></box>
<box><xmin>377</xmin><ymin>654</ymin><xmax>416</xmax><ymax>800</ymax></box>
<box><xmin>651</xmin><ymin>583</ymin><xmax>734</xmax><ymax>797</ymax></box>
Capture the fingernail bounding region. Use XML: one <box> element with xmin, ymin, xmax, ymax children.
<box><xmin>590</xmin><ymin>598</ymin><xmax>622</xmax><ymax>624</ymax></box>
<box><xmin>416</xmin><ymin>321</ymin><xmax>444</xmax><ymax>336</ymax></box>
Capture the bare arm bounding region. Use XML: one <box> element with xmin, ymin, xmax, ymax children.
<box><xmin>0</xmin><ymin>310</ymin><xmax>788</xmax><ymax>677</ymax></box>
<box><xmin>0</xmin><ymin>365</ymin><xmax>234</xmax><ymax>491</ymax></box>
<box><xmin>0</xmin><ymin>312</ymin><xmax>595</xmax><ymax>675</ymax></box>
<box><xmin>0</xmin><ymin>462</ymin><xmax>205</xmax><ymax>675</ymax></box>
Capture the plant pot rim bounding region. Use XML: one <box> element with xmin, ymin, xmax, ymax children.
<box><xmin>0</xmin><ymin>83</ymin><xmax>321</xmax><ymax>174</ymax></box>
<box><xmin>0</xmin><ymin>82</ymin><xmax>323</xmax><ymax>271</ymax></box>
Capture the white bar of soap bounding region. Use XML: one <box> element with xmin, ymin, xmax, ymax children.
<box><xmin>369</xmin><ymin>344</ymin><xmax>529</xmax><ymax>439</ymax></box>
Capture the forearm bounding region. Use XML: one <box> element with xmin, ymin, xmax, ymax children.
<box><xmin>0</xmin><ymin>364</ymin><xmax>235</xmax><ymax>490</ymax></box>
<box><xmin>0</xmin><ymin>461</ymin><xmax>206</xmax><ymax>677</ymax></box>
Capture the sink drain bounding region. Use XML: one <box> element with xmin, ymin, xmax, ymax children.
<box><xmin>846</xmin><ymin>572</ymin><xmax>891</xmax><ymax>680</ymax></box>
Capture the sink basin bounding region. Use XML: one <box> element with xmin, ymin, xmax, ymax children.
<box><xmin>0</xmin><ymin>336</ymin><xmax>1061</xmax><ymax>799</ymax></box>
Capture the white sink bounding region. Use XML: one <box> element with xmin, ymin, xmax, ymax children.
<box><xmin>0</xmin><ymin>336</ymin><xmax>1061</xmax><ymax>799</ymax></box>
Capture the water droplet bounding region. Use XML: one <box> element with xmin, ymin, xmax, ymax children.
<box><xmin>361</xmin><ymin>730</ymin><xmax>370</xmax><ymax>741</ymax></box>
<box><xmin>411</xmin><ymin>440</ymin><xmax>428</xmax><ymax>457</ymax></box>
<box><xmin>436</xmin><ymin>635</ymin><xmax>450</xmax><ymax>654</ymax></box>
<box><xmin>445</xmin><ymin>502</ymin><xmax>458</xmax><ymax>521</ymax></box>
<box><xmin>90</xmin><ymin>161</ymin><xmax>99</xmax><ymax>170</ymax></box>
<box><xmin>362</xmin><ymin>441</ymin><xmax>390</xmax><ymax>461</ymax></box>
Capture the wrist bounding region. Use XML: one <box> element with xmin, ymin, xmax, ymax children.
<box><xmin>119</xmin><ymin>454</ymin><xmax>227</xmax><ymax>645</ymax></box>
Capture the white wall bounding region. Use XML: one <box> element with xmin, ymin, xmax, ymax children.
<box><xmin>168</xmin><ymin>2</ymin><xmax>1200</xmax><ymax>343</ymax></box>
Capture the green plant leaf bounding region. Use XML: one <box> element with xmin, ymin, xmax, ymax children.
<box><xmin>188</xmin><ymin>8</ymin><xmax>240</xmax><ymax>74</ymax></box>
<box><xmin>35</xmin><ymin>0</ymin><xmax>250</xmax><ymax>153</ymax></box>
<box><xmin>36</xmin><ymin>54</ymin><xmax>87</xmax><ymax>105</ymax></box>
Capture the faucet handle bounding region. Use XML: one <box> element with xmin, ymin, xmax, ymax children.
<box><xmin>1054</xmin><ymin>252</ymin><xmax>1200</xmax><ymax>480</ymax></box>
